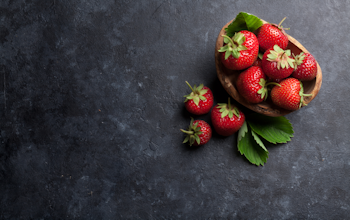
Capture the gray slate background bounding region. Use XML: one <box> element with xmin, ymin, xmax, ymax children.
<box><xmin>1</xmin><ymin>0</ymin><xmax>349</xmax><ymax>219</ymax></box>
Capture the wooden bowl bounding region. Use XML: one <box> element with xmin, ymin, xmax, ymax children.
<box><xmin>215</xmin><ymin>19</ymin><xmax>322</xmax><ymax>117</ymax></box>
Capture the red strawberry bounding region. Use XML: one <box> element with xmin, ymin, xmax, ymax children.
<box><xmin>184</xmin><ymin>81</ymin><xmax>214</xmax><ymax>115</ymax></box>
<box><xmin>292</xmin><ymin>52</ymin><xmax>317</xmax><ymax>81</ymax></box>
<box><xmin>268</xmin><ymin>77</ymin><xmax>284</xmax><ymax>84</ymax></box>
<box><xmin>252</xmin><ymin>53</ymin><xmax>263</xmax><ymax>67</ymax></box>
<box><xmin>236</xmin><ymin>66</ymin><xmax>279</xmax><ymax>103</ymax></box>
<box><xmin>181</xmin><ymin>118</ymin><xmax>212</xmax><ymax>146</ymax></box>
<box><xmin>271</xmin><ymin>78</ymin><xmax>312</xmax><ymax>110</ymax></box>
<box><xmin>257</xmin><ymin>17</ymin><xmax>290</xmax><ymax>53</ymax></box>
<box><xmin>252</xmin><ymin>59</ymin><xmax>262</xmax><ymax>67</ymax></box>
<box><xmin>218</xmin><ymin>30</ymin><xmax>259</xmax><ymax>70</ymax></box>
<box><xmin>261</xmin><ymin>45</ymin><xmax>295</xmax><ymax>80</ymax></box>
<box><xmin>211</xmin><ymin>99</ymin><xmax>245</xmax><ymax>136</ymax></box>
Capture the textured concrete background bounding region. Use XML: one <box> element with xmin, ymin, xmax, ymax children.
<box><xmin>1</xmin><ymin>0</ymin><xmax>349</xmax><ymax>219</ymax></box>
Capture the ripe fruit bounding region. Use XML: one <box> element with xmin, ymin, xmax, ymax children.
<box><xmin>252</xmin><ymin>53</ymin><xmax>263</xmax><ymax>67</ymax></box>
<box><xmin>271</xmin><ymin>78</ymin><xmax>312</xmax><ymax>110</ymax></box>
<box><xmin>236</xmin><ymin>66</ymin><xmax>279</xmax><ymax>103</ymax></box>
<box><xmin>218</xmin><ymin>30</ymin><xmax>259</xmax><ymax>70</ymax></box>
<box><xmin>261</xmin><ymin>45</ymin><xmax>295</xmax><ymax>80</ymax></box>
<box><xmin>184</xmin><ymin>81</ymin><xmax>214</xmax><ymax>115</ymax></box>
<box><xmin>211</xmin><ymin>99</ymin><xmax>245</xmax><ymax>136</ymax></box>
<box><xmin>257</xmin><ymin>17</ymin><xmax>290</xmax><ymax>52</ymax></box>
<box><xmin>268</xmin><ymin>77</ymin><xmax>284</xmax><ymax>83</ymax></box>
<box><xmin>292</xmin><ymin>52</ymin><xmax>317</xmax><ymax>81</ymax></box>
<box><xmin>181</xmin><ymin>118</ymin><xmax>212</xmax><ymax>146</ymax></box>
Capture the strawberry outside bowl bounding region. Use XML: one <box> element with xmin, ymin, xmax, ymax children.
<box><xmin>215</xmin><ymin>19</ymin><xmax>322</xmax><ymax>117</ymax></box>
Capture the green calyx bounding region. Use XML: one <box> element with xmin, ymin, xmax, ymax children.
<box><xmin>216</xmin><ymin>98</ymin><xmax>240</xmax><ymax>118</ymax></box>
<box><xmin>293</xmin><ymin>52</ymin><xmax>305</xmax><ymax>68</ymax></box>
<box><xmin>181</xmin><ymin>117</ymin><xmax>202</xmax><ymax>146</ymax></box>
<box><xmin>218</xmin><ymin>32</ymin><xmax>248</xmax><ymax>60</ymax></box>
<box><xmin>257</xmin><ymin>78</ymin><xmax>281</xmax><ymax>101</ymax></box>
<box><xmin>299</xmin><ymin>81</ymin><xmax>312</xmax><ymax>108</ymax></box>
<box><xmin>183</xmin><ymin>81</ymin><xmax>208</xmax><ymax>106</ymax></box>
<box><xmin>266</xmin><ymin>45</ymin><xmax>295</xmax><ymax>70</ymax></box>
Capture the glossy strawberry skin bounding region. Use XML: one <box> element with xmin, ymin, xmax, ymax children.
<box><xmin>192</xmin><ymin>120</ymin><xmax>212</xmax><ymax>146</ymax></box>
<box><xmin>220</xmin><ymin>30</ymin><xmax>259</xmax><ymax>70</ymax></box>
<box><xmin>257</xmin><ymin>23</ymin><xmax>289</xmax><ymax>53</ymax></box>
<box><xmin>292</xmin><ymin>53</ymin><xmax>317</xmax><ymax>81</ymax></box>
<box><xmin>185</xmin><ymin>86</ymin><xmax>214</xmax><ymax>115</ymax></box>
<box><xmin>261</xmin><ymin>47</ymin><xmax>294</xmax><ymax>80</ymax></box>
<box><xmin>211</xmin><ymin>105</ymin><xmax>245</xmax><ymax>136</ymax></box>
<box><xmin>236</xmin><ymin>66</ymin><xmax>267</xmax><ymax>103</ymax></box>
<box><xmin>271</xmin><ymin>78</ymin><xmax>301</xmax><ymax>110</ymax></box>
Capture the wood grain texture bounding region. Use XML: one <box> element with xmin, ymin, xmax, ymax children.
<box><xmin>215</xmin><ymin>19</ymin><xmax>322</xmax><ymax>117</ymax></box>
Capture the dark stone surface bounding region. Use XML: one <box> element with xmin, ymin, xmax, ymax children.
<box><xmin>1</xmin><ymin>0</ymin><xmax>349</xmax><ymax>219</ymax></box>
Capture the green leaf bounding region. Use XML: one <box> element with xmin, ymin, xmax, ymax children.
<box><xmin>218</xmin><ymin>44</ymin><xmax>229</xmax><ymax>52</ymax></box>
<box><xmin>247</xmin><ymin>113</ymin><xmax>294</xmax><ymax>144</ymax></box>
<box><xmin>183</xmin><ymin>136</ymin><xmax>189</xmax><ymax>144</ymax></box>
<box><xmin>237</xmin><ymin>123</ymin><xmax>269</xmax><ymax>166</ymax></box>
<box><xmin>228</xmin><ymin>111</ymin><xmax>233</xmax><ymax>119</ymax></box>
<box><xmin>237</xmin><ymin>45</ymin><xmax>248</xmax><ymax>51</ymax></box>
<box><xmin>232</xmin><ymin>50</ymin><xmax>240</xmax><ymax>59</ymax></box>
<box><xmin>199</xmin><ymin>89</ymin><xmax>208</xmax><ymax>96</ymax></box>
<box><xmin>233</xmin><ymin>107</ymin><xmax>240</xmax><ymax>118</ymax></box>
<box><xmin>225</xmin><ymin>50</ymin><xmax>231</xmax><ymax>60</ymax></box>
<box><xmin>221</xmin><ymin>109</ymin><xmax>229</xmax><ymax>118</ymax></box>
<box><xmin>195</xmin><ymin>135</ymin><xmax>200</xmax><ymax>145</ymax></box>
<box><xmin>197</xmin><ymin>84</ymin><xmax>204</xmax><ymax>91</ymax></box>
<box><xmin>223</xmin><ymin>36</ymin><xmax>230</xmax><ymax>44</ymax></box>
<box><xmin>193</xmin><ymin>96</ymin><xmax>199</xmax><ymax>106</ymax></box>
<box><xmin>225</xmin><ymin>12</ymin><xmax>263</xmax><ymax>37</ymax></box>
<box><xmin>251</xmin><ymin>130</ymin><xmax>268</xmax><ymax>152</ymax></box>
<box><xmin>238</xmin><ymin>121</ymin><xmax>248</xmax><ymax>142</ymax></box>
<box><xmin>189</xmin><ymin>135</ymin><xmax>195</xmax><ymax>146</ymax></box>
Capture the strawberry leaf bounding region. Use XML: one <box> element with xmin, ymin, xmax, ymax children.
<box><xmin>237</xmin><ymin>121</ymin><xmax>269</xmax><ymax>166</ymax></box>
<box><xmin>225</xmin><ymin>12</ymin><xmax>263</xmax><ymax>37</ymax></box>
<box><xmin>251</xmin><ymin>130</ymin><xmax>267</xmax><ymax>152</ymax></box>
<box><xmin>247</xmin><ymin>113</ymin><xmax>294</xmax><ymax>144</ymax></box>
<box><xmin>237</xmin><ymin>120</ymin><xmax>248</xmax><ymax>142</ymax></box>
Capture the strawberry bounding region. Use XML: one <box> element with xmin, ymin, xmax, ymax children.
<box><xmin>211</xmin><ymin>99</ymin><xmax>245</xmax><ymax>136</ymax></box>
<box><xmin>268</xmin><ymin>77</ymin><xmax>284</xmax><ymax>84</ymax></box>
<box><xmin>236</xmin><ymin>66</ymin><xmax>279</xmax><ymax>103</ymax></box>
<box><xmin>181</xmin><ymin>118</ymin><xmax>212</xmax><ymax>146</ymax></box>
<box><xmin>261</xmin><ymin>45</ymin><xmax>295</xmax><ymax>80</ymax></box>
<box><xmin>184</xmin><ymin>81</ymin><xmax>214</xmax><ymax>115</ymax></box>
<box><xmin>252</xmin><ymin>53</ymin><xmax>263</xmax><ymax>67</ymax></box>
<box><xmin>257</xmin><ymin>17</ymin><xmax>290</xmax><ymax>53</ymax></box>
<box><xmin>218</xmin><ymin>30</ymin><xmax>259</xmax><ymax>70</ymax></box>
<box><xmin>270</xmin><ymin>78</ymin><xmax>312</xmax><ymax>110</ymax></box>
<box><xmin>292</xmin><ymin>52</ymin><xmax>317</xmax><ymax>81</ymax></box>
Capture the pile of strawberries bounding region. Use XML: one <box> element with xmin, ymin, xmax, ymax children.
<box><xmin>181</xmin><ymin>17</ymin><xmax>318</xmax><ymax>147</ymax></box>
<box><xmin>221</xmin><ymin>17</ymin><xmax>317</xmax><ymax>111</ymax></box>
<box><xmin>181</xmin><ymin>81</ymin><xmax>244</xmax><ymax>146</ymax></box>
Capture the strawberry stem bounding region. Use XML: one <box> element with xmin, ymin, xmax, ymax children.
<box><xmin>278</xmin><ymin>17</ymin><xmax>287</xmax><ymax>27</ymax></box>
<box><xmin>277</xmin><ymin>17</ymin><xmax>290</xmax><ymax>31</ymax></box>
<box><xmin>185</xmin><ymin>81</ymin><xmax>194</xmax><ymax>93</ymax></box>
<box><xmin>266</xmin><ymin>82</ymin><xmax>281</xmax><ymax>87</ymax></box>
<box><xmin>222</xmin><ymin>35</ymin><xmax>235</xmax><ymax>47</ymax></box>
<box><xmin>180</xmin><ymin>129</ymin><xmax>194</xmax><ymax>135</ymax></box>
